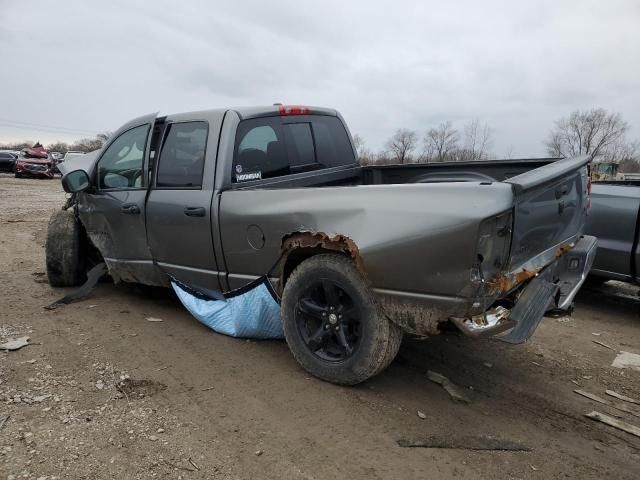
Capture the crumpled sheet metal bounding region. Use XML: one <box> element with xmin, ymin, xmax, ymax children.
<box><xmin>171</xmin><ymin>277</ymin><xmax>284</xmax><ymax>340</ymax></box>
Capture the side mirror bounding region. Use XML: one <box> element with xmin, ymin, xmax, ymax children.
<box><xmin>61</xmin><ymin>169</ymin><xmax>90</xmax><ymax>193</ymax></box>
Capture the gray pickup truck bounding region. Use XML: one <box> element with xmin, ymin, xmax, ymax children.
<box><xmin>48</xmin><ymin>105</ymin><xmax>596</xmax><ymax>384</ymax></box>
<box><xmin>585</xmin><ymin>181</ymin><xmax>640</xmax><ymax>284</ymax></box>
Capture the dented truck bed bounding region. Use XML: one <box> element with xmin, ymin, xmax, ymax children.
<box><xmin>67</xmin><ymin>105</ymin><xmax>596</xmax><ymax>343</ymax></box>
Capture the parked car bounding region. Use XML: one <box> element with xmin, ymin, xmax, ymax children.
<box><xmin>15</xmin><ymin>156</ymin><xmax>55</xmax><ymax>178</ymax></box>
<box><xmin>15</xmin><ymin>144</ymin><xmax>54</xmax><ymax>178</ymax></box>
<box><xmin>46</xmin><ymin>105</ymin><xmax>596</xmax><ymax>385</ymax></box>
<box><xmin>52</xmin><ymin>151</ymin><xmax>84</xmax><ymax>175</ymax></box>
<box><xmin>585</xmin><ymin>181</ymin><xmax>639</xmax><ymax>284</ymax></box>
<box><xmin>0</xmin><ymin>151</ymin><xmax>18</xmax><ymax>173</ymax></box>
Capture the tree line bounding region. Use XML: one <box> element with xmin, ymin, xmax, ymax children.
<box><xmin>0</xmin><ymin>108</ymin><xmax>638</xmax><ymax>172</ymax></box>
<box><xmin>0</xmin><ymin>132</ymin><xmax>112</xmax><ymax>154</ymax></box>
<box><xmin>355</xmin><ymin>108</ymin><xmax>639</xmax><ymax>172</ymax></box>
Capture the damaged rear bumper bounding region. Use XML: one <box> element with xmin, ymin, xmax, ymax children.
<box><xmin>451</xmin><ymin>235</ymin><xmax>597</xmax><ymax>342</ymax></box>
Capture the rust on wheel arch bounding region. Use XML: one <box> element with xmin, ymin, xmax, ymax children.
<box><xmin>280</xmin><ymin>231</ymin><xmax>365</xmax><ymax>273</ymax></box>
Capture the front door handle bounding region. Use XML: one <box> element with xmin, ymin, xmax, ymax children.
<box><xmin>184</xmin><ymin>206</ymin><xmax>206</xmax><ymax>217</ymax></box>
<box><xmin>121</xmin><ymin>203</ymin><xmax>140</xmax><ymax>214</ymax></box>
<box><xmin>555</xmin><ymin>185</ymin><xmax>569</xmax><ymax>199</ymax></box>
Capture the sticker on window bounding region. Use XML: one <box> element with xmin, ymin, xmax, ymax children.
<box><xmin>235</xmin><ymin>170</ymin><xmax>262</xmax><ymax>182</ymax></box>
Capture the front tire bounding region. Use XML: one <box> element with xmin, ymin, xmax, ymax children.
<box><xmin>46</xmin><ymin>209</ymin><xmax>86</xmax><ymax>286</ymax></box>
<box><xmin>281</xmin><ymin>254</ymin><xmax>402</xmax><ymax>385</ymax></box>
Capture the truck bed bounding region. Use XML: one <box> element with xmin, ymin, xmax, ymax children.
<box><xmin>233</xmin><ymin>158</ymin><xmax>561</xmax><ymax>190</ymax></box>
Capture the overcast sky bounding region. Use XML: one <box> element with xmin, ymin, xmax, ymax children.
<box><xmin>1</xmin><ymin>0</ymin><xmax>639</xmax><ymax>157</ymax></box>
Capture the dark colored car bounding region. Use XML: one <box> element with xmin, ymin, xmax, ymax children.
<box><xmin>585</xmin><ymin>181</ymin><xmax>640</xmax><ymax>284</ymax></box>
<box><xmin>0</xmin><ymin>151</ymin><xmax>18</xmax><ymax>173</ymax></box>
<box><xmin>47</xmin><ymin>105</ymin><xmax>596</xmax><ymax>385</ymax></box>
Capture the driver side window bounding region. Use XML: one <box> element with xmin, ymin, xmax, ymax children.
<box><xmin>98</xmin><ymin>125</ymin><xmax>149</xmax><ymax>190</ymax></box>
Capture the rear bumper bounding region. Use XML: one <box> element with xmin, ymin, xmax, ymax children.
<box><xmin>452</xmin><ymin>235</ymin><xmax>597</xmax><ymax>342</ymax></box>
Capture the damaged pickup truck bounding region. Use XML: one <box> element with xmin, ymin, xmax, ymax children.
<box><xmin>47</xmin><ymin>105</ymin><xmax>597</xmax><ymax>384</ymax></box>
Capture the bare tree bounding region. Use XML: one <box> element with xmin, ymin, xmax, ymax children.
<box><xmin>423</xmin><ymin>121</ymin><xmax>459</xmax><ymax>162</ymax></box>
<box><xmin>0</xmin><ymin>140</ymin><xmax>33</xmax><ymax>150</ymax></box>
<box><xmin>545</xmin><ymin>108</ymin><xmax>629</xmax><ymax>162</ymax></box>
<box><xmin>46</xmin><ymin>141</ymin><xmax>71</xmax><ymax>153</ymax></box>
<box><xmin>459</xmin><ymin>118</ymin><xmax>493</xmax><ymax>160</ymax></box>
<box><xmin>2</xmin><ymin>131</ymin><xmax>111</xmax><ymax>153</ymax></box>
<box><xmin>385</xmin><ymin>128</ymin><xmax>418</xmax><ymax>164</ymax></box>
<box><xmin>351</xmin><ymin>133</ymin><xmax>375</xmax><ymax>164</ymax></box>
<box><xmin>96</xmin><ymin>131</ymin><xmax>112</xmax><ymax>145</ymax></box>
<box><xmin>503</xmin><ymin>145</ymin><xmax>515</xmax><ymax>160</ymax></box>
<box><xmin>612</xmin><ymin>140</ymin><xmax>640</xmax><ymax>173</ymax></box>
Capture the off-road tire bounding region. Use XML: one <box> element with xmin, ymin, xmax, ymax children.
<box><xmin>46</xmin><ymin>209</ymin><xmax>86</xmax><ymax>287</ymax></box>
<box><xmin>281</xmin><ymin>253</ymin><xmax>402</xmax><ymax>385</ymax></box>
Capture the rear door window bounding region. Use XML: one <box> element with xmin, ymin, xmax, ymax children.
<box><xmin>234</xmin><ymin>117</ymin><xmax>287</xmax><ymax>182</ymax></box>
<box><xmin>232</xmin><ymin>115</ymin><xmax>355</xmax><ymax>183</ymax></box>
<box><xmin>156</xmin><ymin>122</ymin><xmax>208</xmax><ymax>188</ymax></box>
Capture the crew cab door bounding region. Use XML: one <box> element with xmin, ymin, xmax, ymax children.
<box><xmin>145</xmin><ymin>112</ymin><xmax>223</xmax><ymax>292</ymax></box>
<box><xmin>77</xmin><ymin>113</ymin><xmax>159</xmax><ymax>283</ymax></box>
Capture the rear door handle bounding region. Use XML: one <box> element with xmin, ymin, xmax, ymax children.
<box><xmin>121</xmin><ymin>203</ymin><xmax>140</xmax><ymax>214</ymax></box>
<box><xmin>184</xmin><ymin>206</ymin><xmax>206</xmax><ymax>217</ymax></box>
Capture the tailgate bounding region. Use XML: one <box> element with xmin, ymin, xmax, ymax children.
<box><xmin>505</xmin><ymin>155</ymin><xmax>591</xmax><ymax>269</ymax></box>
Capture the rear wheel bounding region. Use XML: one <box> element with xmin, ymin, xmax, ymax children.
<box><xmin>46</xmin><ymin>209</ymin><xmax>86</xmax><ymax>286</ymax></box>
<box><xmin>281</xmin><ymin>254</ymin><xmax>402</xmax><ymax>385</ymax></box>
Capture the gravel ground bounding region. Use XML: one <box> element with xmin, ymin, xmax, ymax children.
<box><xmin>0</xmin><ymin>174</ymin><xmax>639</xmax><ymax>479</ymax></box>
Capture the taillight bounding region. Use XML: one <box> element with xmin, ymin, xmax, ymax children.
<box><xmin>278</xmin><ymin>105</ymin><xmax>309</xmax><ymax>116</ymax></box>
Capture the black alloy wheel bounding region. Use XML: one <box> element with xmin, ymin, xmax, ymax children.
<box><xmin>295</xmin><ymin>279</ymin><xmax>361</xmax><ymax>362</ymax></box>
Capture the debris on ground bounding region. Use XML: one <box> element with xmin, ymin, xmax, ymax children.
<box><xmin>397</xmin><ymin>435</ymin><xmax>530</xmax><ymax>451</ymax></box>
<box><xmin>427</xmin><ymin>371</ymin><xmax>471</xmax><ymax>404</ymax></box>
<box><xmin>585</xmin><ymin>411</ymin><xmax>640</xmax><ymax>438</ymax></box>
<box><xmin>0</xmin><ymin>336</ymin><xmax>30</xmax><ymax>351</ymax></box>
<box><xmin>146</xmin><ymin>317</ymin><xmax>164</xmax><ymax>322</ymax></box>
<box><xmin>44</xmin><ymin>262</ymin><xmax>107</xmax><ymax>310</ymax></box>
<box><xmin>0</xmin><ymin>415</ymin><xmax>9</xmax><ymax>431</ymax></box>
<box><xmin>574</xmin><ymin>389</ymin><xmax>609</xmax><ymax>405</ymax></box>
<box><xmin>116</xmin><ymin>378</ymin><xmax>167</xmax><ymax>399</ymax></box>
<box><xmin>417</xmin><ymin>411</ymin><xmax>426</xmax><ymax>419</ymax></box>
<box><xmin>574</xmin><ymin>389</ymin><xmax>640</xmax><ymax>417</ymax></box>
<box><xmin>611</xmin><ymin>351</ymin><xmax>640</xmax><ymax>371</ymax></box>
<box><xmin>592</xmin><ymin>340</ymin><xmax>615</xmax><ymax>351</ymax></box>
<box><xmin>605</xmin><ymin>389</ymin><xmax>639</xmax><ymax>405</ymax></box>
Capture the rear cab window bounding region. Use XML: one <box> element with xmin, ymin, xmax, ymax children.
<box><xmin>232</xmin><ymin>115</ymin><xmax>354</xmax><ymax>183</ymax></box>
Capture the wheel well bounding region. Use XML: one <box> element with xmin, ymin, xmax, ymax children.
<box><xmin>74</xmin><ymin>211</ymin><xmax>104</xmax><ymax>268</ymax></box>
<box><xmin>282</xmin><ymin>248</ymin><xmax>349</xmax><ymax>287</ymax></box>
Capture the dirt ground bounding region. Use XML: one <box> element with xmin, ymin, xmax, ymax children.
<box><xmin>0</xmin><ymin>174</ymin><xmax>639</xmax><ymax>480</ymax></box>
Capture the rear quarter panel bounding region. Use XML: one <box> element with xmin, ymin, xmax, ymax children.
<box><xmin>219</xmin><ymin>182</ymin><xmax>514</xmax><ymax>297</ymax></box>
